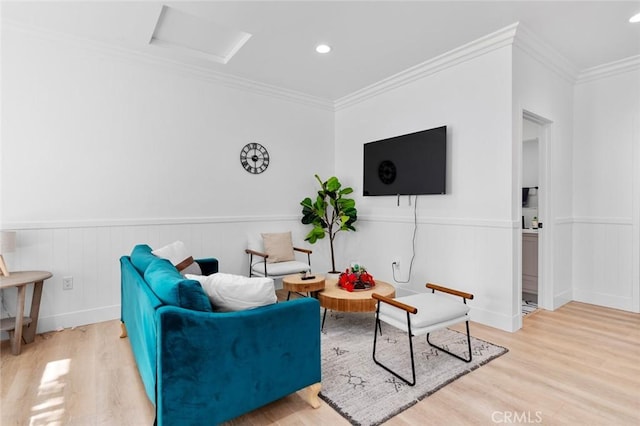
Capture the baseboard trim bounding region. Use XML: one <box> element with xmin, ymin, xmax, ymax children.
<box><xmin>572</xmin><ymin>290</ymin><xmax>637</xmax><ymax>313</ymax></box>
<box><xmin>552</xmin><ymin>289</ymin><xmax>573</xmax><ymax>311</ymax></box>
<box><xmin>1</xmin><ymin>305</ymin><xmax>121</xmax><ymax>341</ymax></box>
<box><xmin>470</xmin><ymin>306</ymin><xmax>519</xmax><ymax>333</ymax></box>
<box><xmin>37</xmin><ymin>305</ymin><xmax>121</xmax><ymax>335</ymax></box>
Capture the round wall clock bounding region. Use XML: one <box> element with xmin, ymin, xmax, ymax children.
<box><xmin>240</xmin><ymin>142</ymin><xmax>270</xmax><ymax>174</ymax></box>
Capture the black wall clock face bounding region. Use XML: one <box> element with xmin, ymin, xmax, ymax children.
<box><xmin>240</xmin><ymin>142</ymin><xmax>270</xmax><ymax>174</ymax></box>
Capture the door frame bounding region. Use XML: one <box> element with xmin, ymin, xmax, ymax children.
<box><xmin>522</xmin><ymin>110</ymin><xmax>553</xmax><ymax>313</ymax></box>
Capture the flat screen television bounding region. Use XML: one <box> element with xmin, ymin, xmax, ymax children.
<box><xmin>363</xmin><ymin>126</ymin><xmax>447</xmax><ymax>196</ymax></box>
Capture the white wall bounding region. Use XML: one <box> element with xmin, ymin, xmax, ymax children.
<box><xmin>512</xmin><ymin>42</ymin><xmax>575</xmax><ymax>315</ymax></box>
<box><xmin>335</xmin><ymin>46</ymin><xmax>516</xmax><ymax>331</ymax></box>
<box><xmin>3</xmin><ymin>20</ymin><xmax>637</xmax><ymax>337</ymax></box>
<box><xmin>573</xmin><ymin>68</ymin><xmax>640</xmax><ymax>312</ymax></box>
<box><xmin>522</xmin><ymin>139</ymin><xmax>539</xmax><ymax>189</ymax></box>
<box><xmin>1</xmin><ymin>26</ymin><xmax>334</xmax><ymax>224</ymax></box>
<box><xmin>0</xmin><ymin>25</ymin><xmax>335</xmax><ymax>333</ymax></box>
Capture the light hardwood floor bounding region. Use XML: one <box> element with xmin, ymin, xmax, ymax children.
<box><xmin>1</xmin><ymin>297</ymin><xmax>639</xmax><ymax>425</ymax></box>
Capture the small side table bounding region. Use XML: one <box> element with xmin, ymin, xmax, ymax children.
<box><xmin>0</xmin><ymin>270</ymin><xmax>52</xmax><ymax>355</ymax></box>
<box><xmin>282</xmin><ymin>274</ymin><xmax>325</xmax><ymax>300</ymax></box>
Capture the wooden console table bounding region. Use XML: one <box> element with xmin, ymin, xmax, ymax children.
<box><xmin>0</xmin><ymin>271</ymin><xmax>52</xmax><ymax>355</ymax></box>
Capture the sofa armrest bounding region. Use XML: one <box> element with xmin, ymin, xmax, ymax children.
<box><xmin>195</xmin><ymin>258</ymin><xmax>219</xmax><ymax>275</ymax></box>
<box><xmin>155</xmin><ymin>298</ymin><xmax>321</xmax><ymax>425</ymax></box>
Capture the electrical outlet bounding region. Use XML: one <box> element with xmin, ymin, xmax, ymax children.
<box><xmin>63</xmin><ymin>276</ymin><xmax>73</xmax><ymax>290</ymax></box>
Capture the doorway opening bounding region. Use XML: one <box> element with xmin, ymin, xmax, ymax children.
<box><xmin>521</xmin><ymin>110</ymin><xmax>552</xmax><ymax>317</ymax></box>
<box><xmin>522</xmin><ymin>117</ymin><xmax>540</xmax><ymax>312</ymax></box>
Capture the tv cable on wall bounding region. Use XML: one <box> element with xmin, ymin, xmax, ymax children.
<box><xmin>392</xmin><ymin>195</ymin><xmax>418</xmax><ymax>284</ymax></box>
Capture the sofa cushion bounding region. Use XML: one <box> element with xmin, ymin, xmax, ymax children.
<box><xmin>152</xmin><ymin>240</ymin><xmax>202</xmax><ymax>275</ymax></box>
<box><xmin>130</xmin><ymin>244</ymin><xmax>158</xmax><ymax>275</ymax></box>
<box><xmin>262</xmin><ymin>232</ymin><xmax>295</xmax><ymax>263</ymax></box>
<box><xmin>145</xmin><ymin>259</ymin><xmax>212</xmax><ymax>312</ymax></box>
<box><xmin>186</xmin><ymin>273</ymin><xmax>276</xmax><ymax>312</ymax></box>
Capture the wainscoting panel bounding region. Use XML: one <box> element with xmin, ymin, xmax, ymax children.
<box><xmin>0</xmin><ymin>218</ymin><xmax>307</xmax><ymax>337</ymax></box>
<box><xmin>337</xmin><ymin>217</ymin><xmax>518</xmax><ymax>331</ymax></box>
<box><xmin>7</xmin><ymin>215</ymin><xmax>631</xmax><ymax>336</ymax></box>
<box><xmin>572</xmin><ymin>220</ymin><xmax>635</xmax><ymax>311</ymax></box>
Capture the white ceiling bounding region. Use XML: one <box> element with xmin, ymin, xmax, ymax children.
<box><xmin>3</xmin><ymin>1</ymin><xmax>640</xmax><ymax>101</ymax></box>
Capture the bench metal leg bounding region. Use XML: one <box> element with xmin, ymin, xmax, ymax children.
<box><xmin>426</xmin><ymin>320</ymin><xmax>473</xmax><ymax>363</ymax></box>
<box><xmin>372</xmin><ymin>305</ymin><xmax>417</xmax><ymax>386</ymax></box>
<box><xmin>373</xmin><ymin>305</ymin><xmax>473</xmax><ymax>386</ymax></box>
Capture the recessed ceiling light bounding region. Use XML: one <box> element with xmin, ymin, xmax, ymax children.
<box><xmin>315</xmin><ymin>44</ymin><xmax>331</xmax><ymax>54</ymax></box>
<box><xmin>630</xmin><ymin>12</ymin><xmax>640</xmax><ymax>23</ymax></box>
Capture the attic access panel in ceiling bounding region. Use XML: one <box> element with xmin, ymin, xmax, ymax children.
<box><xmin>149</xmin><ymin>5</ymin><xmax>251</xmax><ymax>64</ymax></box>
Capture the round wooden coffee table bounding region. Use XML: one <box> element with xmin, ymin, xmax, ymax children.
<box><xmin>282</xmin><ymin>274</ymin><xmax>325</xmax><ymax>300</ymax></box>
<box><xmin>317</xmin><ymin>279</ymin><xmax>395</xmax><ymax>329</ymax></box>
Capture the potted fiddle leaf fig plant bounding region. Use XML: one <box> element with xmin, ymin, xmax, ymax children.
<box><xmin>300</xmin><ymin>174</ymin><xmax>358</xmax><ymax>274</ymax></box>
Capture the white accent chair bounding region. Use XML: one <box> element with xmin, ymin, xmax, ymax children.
<box><xmin>245</xmin><ymin>232</ymin><xmax>312</xmax><ymax>279</ymax></box>
<box><xmin>372</xmin><ymin>283</ymin><xmax>474</xmax><ymax>386</ymax></box>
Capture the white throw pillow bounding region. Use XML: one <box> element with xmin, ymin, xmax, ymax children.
<box><xmin>152</xmin><ymin>240</ymin><xmax>202</xmax><ymax>275</ymax></box>
<box><xmin>186</xmin><ymin>273</ymin><xmax>277</xmax><ymax>312</ymax></box>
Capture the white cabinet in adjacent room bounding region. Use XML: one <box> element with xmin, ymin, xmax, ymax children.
<box><xmin>522</xmin><ymin>232</ymin><xmax>538</xmax><ymax>295</ymax></box>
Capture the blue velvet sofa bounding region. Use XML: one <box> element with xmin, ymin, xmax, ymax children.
<box><xmin>120</xmin><ymin>244</ymin><xmax>322</xmax><ymax>425</ymax></box>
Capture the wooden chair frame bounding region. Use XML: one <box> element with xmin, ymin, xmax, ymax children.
<box><xmin>245</xmin><ymin>247</ymin><xmax>312</xmax><ymax>277</ymax></box>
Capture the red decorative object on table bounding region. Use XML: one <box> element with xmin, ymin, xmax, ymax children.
<box><xmin>338</xmin><ymin>264</ymin><xmax>375</xmax><ymax>292</ymax></box>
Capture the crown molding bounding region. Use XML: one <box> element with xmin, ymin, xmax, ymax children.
<box><xmin>335</xmin><ymin>22</ymin><xmax>584</xmax><ymax>111</ymax></box>
<box><xmin>158</xmin><ymin>57</ymin><xmax>334</xmax><ymax>111</ymax></box>
<box><xmin>576</xmin><ymin>55</ymin><xmax>640</xmax><ymax>84</ymax></box>
<box><xmin>6</xmin><ymin>18</ymin><xmax>635</xmax><ymax>113</ymax></box>
<box><xmin>2</xmin><ymin>19</ymin><xmax>334</xmax><ymax>111</ymax></box>
<box><xmin>334</xmin><ymin>23</ymin><xmax>520</xmax><ymax>111</ymax></box>
<box><xmin>512</xmin><ymin>22</ymin><xmax>578</xmax><ymax>84</ymax></box>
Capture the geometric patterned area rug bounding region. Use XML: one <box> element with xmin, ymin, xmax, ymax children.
<box><xmin>319</xmin><ymin>311</ymin><xmax>508</xmax><ymax>426</ymax></box>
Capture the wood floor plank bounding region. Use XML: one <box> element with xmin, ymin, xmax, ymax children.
<box><xmin>1</xmin><ymin>299</ymin><xmax>638</xmax><ymax>425</ymax></box>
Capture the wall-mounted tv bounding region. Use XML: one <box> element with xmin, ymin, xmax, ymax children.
<box><xmin>363</xmin><ymin>126</ymin><xmax>447</xmax><ymax>196</ymax></box>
